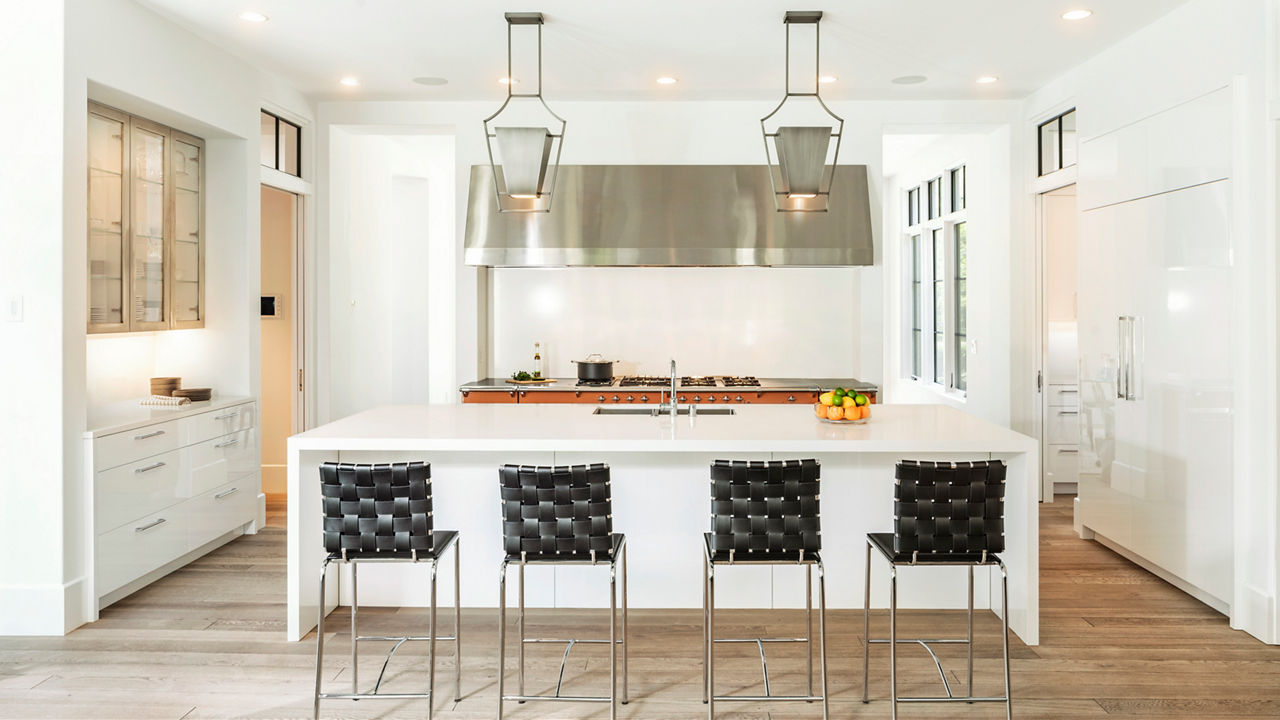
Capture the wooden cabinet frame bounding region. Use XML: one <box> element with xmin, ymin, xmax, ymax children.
<box><xmin>88</xmin><ymin>102</ymin><xmax>205</xmax><ymax>333</ymax></box>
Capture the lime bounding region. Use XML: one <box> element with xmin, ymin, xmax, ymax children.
<box><xmin>854</xmin><ymin>393</ymin><xmax>869</xmax><ymax>407</ymax></box>
<box><xmin>832</xmin><ymin>388</ymin><xmax>846</xmax><ymax>399</ymax></box>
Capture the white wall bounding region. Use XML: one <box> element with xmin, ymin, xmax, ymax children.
<box><xmin>1016</xmin><ymin>0</ymin><xmax>1276</xmax><ymax>642</ymax></box>
<box><xmin>326</xmin><ymin>131</ymin><xmax>454</xmax><ymax>418</ymax></box>
<box><xmin>880</xmin><ymin>131</ymin><xmax>1013</xmax><ymax>427</ymax></box>
<box><xmin>0</xmin><ymin>0</ymin><xmax>312</xmax><ymax>634</ymax></box>
<box><xmin>315</xmin><ymin>99</ymin><xmax>1018</xmax><ymax>415</ymax></box>
<box><xmin>492</xmin><ymin>267</ymin><xmax>860</xmax><ymax>378</ymax></box>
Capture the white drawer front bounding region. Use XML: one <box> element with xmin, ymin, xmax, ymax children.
<box><xmin>1047</xmin><ymin>384</ymin><xmax>1079</xmax><ymax>408</ymax></box>
<box><xmin>96</xmin><ymin>504</ymin><xmax>189</xmax><ymax>596</ymax></box>
<box><xmin>95</xmin><ymin>449</ymin><xmax>185</xmax><ymax>534</ymax></box>
<box><xmin>1047</xmin><ymin>407</ymin><xmax>1081</xmax><ymax>444</ymax></box>
<box><xmin>185</xmin><ymin>428</ymin><xmax>257</xmax><ymax>497</ymax></box>
<box><xmin>182</xmin><ymin>402</ymin><xmax>255</xmax><ymax>447</ymax></box>
<box><xmin>93</xmin><ymin>420</ymin><xmax>181</xmax><ymax>471</ymax></box>
<box><xmin>1047</xmin><ymin>445</ymin><xmax>1081</xmax><ymax>486</ymax></box>
<box><xmin>186</xmin><ymin>479</ymin><xmax>255</xmax><ymax>551</ymax></box>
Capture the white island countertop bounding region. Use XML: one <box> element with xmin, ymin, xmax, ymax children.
<box><xmin>290</xmin><ymin>402</ymin><xmax>1036</xmax><ymax>455</ymax></box>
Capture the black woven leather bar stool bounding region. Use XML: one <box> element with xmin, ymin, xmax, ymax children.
<box><xmin>312</xmin><ymin>461</ymin><xmax>461</xmax><ymax>720</ymax></box>
<box><xmin>703</xmin><ymin>459</ymin><xmax>828</xmax><ymax>720</ymax></box>
<box><xmin>496</xmin><ymin>463</ymin><xmax>627</xmax><ymax>720</ymax></box>
<box><xmin>862</xmin><ymin>459</ymin><xmax>1011</xmax><ymax>719</ymax></box>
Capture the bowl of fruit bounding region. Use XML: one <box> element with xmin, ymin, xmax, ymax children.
<box><xmin>815</xmin><ymin>387</ymin><xmax>871</xmax><ymax>424</ymax></box>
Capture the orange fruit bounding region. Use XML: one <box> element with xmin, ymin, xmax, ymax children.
<box><xmin>826</xmin><ymin>405</ymin><xmax>844</xmax><ymax>421</ymax></box>
<box><xmin>815</xmin><ymin>403</ymin><xmax>826</xmax><ymax>418</ymax></box>
<box><xmin>860</xmin><ymin>405</ymin><xmax>871</xmax><ymax>419</ymax></box>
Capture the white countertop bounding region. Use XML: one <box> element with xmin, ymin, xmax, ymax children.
<box><xmin>85</xmin><ymin>395</ymin><xmax>256</xmax><ymax>438</ymax></box>
<box><xmin>289</xmin><ymin>403</ymin><xmax>1035</xmax><ymax>454</ymax></box>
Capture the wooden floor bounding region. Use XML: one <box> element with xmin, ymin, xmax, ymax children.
<box><xmin>1</xmin><ymin>498</ymin><xmax>1277</xmax><ymax>719</ymax></box>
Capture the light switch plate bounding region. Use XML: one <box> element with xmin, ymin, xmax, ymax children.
<box><xmin>4</xmin><ymin>294</ymin><xmax>21</xmax><ymax>322</ymax></box>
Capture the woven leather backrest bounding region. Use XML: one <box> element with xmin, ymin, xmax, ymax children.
<box><xmin>894</xmin><ymin>460</ymin><xmax>1005</xmax><ymax>556</ymax></box>
<box><xmin>499</xmin><ymin>464</ymin><xmax>613</xmax><ymax>558</ymax></box>
<box><xmin>320</xmin><ymin>462</ymin><xmax>433</xmax><ymax>554</ymax></box>
<box><xmin>709</xmin><ymin>459</ymin><xmax>821</xmax><ymax>556</ymax></box>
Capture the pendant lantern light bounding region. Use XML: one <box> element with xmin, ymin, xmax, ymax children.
<box><xmin>761</xmin><ymin>11</ymin><xmax>844</xmax><ymax>212</ymax></box>
<box><xmin>483</xmin><ymin>12</ymin><xmax>566</xmax><ymax>213</ymax></box>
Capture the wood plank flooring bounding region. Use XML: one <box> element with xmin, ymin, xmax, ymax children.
<box><xmin>1</xmin><ymin>497</ymin><xmax>1276</xmax><ymax>718</ymax></box>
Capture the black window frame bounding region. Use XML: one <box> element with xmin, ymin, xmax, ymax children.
<box><xmin>261</xmin><ymin>109</ymin><xmax>302</xmax><ymax>178</ymax></box>
<box><xmin>1037</xmin><ymin>108</ymin><xmax>1076</xmax><ymax>177</ymax></box>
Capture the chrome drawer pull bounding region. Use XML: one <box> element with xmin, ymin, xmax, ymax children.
<box><xmin>213</xmin><ymin>412</ymin><xmax>237</xmax><ymax>420</ymax></box>
<box><xmin>214</xmin><ymin>487</ymin><xmax>240</xmax><ymax>500</ymax></box>
<box><xmin>1057</xmin><ymin>410</ymin><xmax>1079</xmax><ymax>415</ymax></box>
<box><xmin>134</xmin><ymin>518</ymin><xmax>167</xmax><ymax>533</ymax></box>
<box><xmin>135</xmin><ymin>461</ymin><xmax>166</xmax><ymax>474</ymax></box>
<box><xmin>214</xmin><ymin>438</ymin><xmax>239</xmax><ymax>449</ymax></box>
<box><xmin>1057</xmin><ymin>448</ymin><xmax>1079</xmax><ymax>454</ymax></box>
<box><xmin>134</xmin><ymin>430</ymin><xmax>166</xmax><ymax>440</ymax></box>
<box><xmin>1058</xmin><ymin>389</ymin><xmax>1078</xmax><ymax>393</ymax></box>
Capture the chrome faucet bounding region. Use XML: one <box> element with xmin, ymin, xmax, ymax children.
<box><xmin>668</xmin><ymin>359</ymin><xmax>679</xmax><ymax>415</ymax></box>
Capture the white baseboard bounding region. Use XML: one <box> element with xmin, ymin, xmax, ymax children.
<box><xmin>1088</xmin><ymin>529</ymin><xmax>1230</xmax><ymax>615</ymax></box>
<box><xmin>0</xmin><ymin>576</ymin><xmax>89</xmax><ymax>635</ymax></box>
<box><xmin>1231</xmin><ymin>582</ymin><xmax>1277</xmax><ymax>644</ymax></box>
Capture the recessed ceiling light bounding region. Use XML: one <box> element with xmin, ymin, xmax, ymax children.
<box><xmin>412</xmin><ymin>76</ymin><xmax>449</xmax><ymax>86</ymax></box>
<box><xmin>498</xmin><ymin>77</ymin><xmax>519</xmax><ymax>85</ymax></box>
<box><xmin>976</xmin><ymin>75</ymin><xmax>1000</xmax><ymax>85</ymax></box>
<box><xmin>1062</xmin><ymin>9</ymin><xmax>1093</xmax><ymax>20</ymax></box>
<box><xmin>818</xmin><ymin>75</ymin><xmax>838</xmax><ymax>84</ymax></box>
<box><xmin>891</xmin><ymin>75</ymin><xmax>928</xmax><ymax>85</ymax></box>
<box><xmin>339</xmin><ymin>76</ymin><xmax>360</xmax><ymax>87</ymax></box>
<box><xmin>656</xmin><ymin>76</ymin><xmax>678</xmax><ymax>85</ymax></box>
<box><xmin>237</xmin><ymin>10</ymin><xmax>268</xmax><ymax>23</ymax></box>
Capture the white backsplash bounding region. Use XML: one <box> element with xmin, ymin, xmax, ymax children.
<box><xmin>490</xmin><ymin>267</ymin><xmax>863</xmax><ymax>379</ymax></box>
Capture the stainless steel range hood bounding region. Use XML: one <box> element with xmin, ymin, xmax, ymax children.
<box><xmin>463</xmin><ymin>164</ymin><xmax>873</xmax><ymax>266</ymax></box>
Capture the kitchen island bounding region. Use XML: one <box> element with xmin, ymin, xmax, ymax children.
<box><xmin>286</xmin><ymin>403</ymin><xmax>1038</xmax><ymax>644</ymax></box>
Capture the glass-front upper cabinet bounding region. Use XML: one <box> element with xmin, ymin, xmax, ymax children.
<box><xmin>88</xmin><ymin>103</ymin><xmax>204</xmax><ymax>333</ymax></box>
<box><xmin>171</xmin><ymin>133</ymin><xmax>204</xmax><ymax>327</ymax></box>
<box><xmin>87</xmin><ymin>106</ymin><xmax>128</xmax><ymax>331</ymax></box>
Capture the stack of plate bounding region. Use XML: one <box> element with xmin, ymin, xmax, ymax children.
<box><xmin>150</xmin><ymin>377</ymin><xmax>180</xmax><ymax>397</ymax></box>
<box><xmin>173</xmin><ymin>388</ymin><xmax>212</xmax><ymax>402</ymax></box>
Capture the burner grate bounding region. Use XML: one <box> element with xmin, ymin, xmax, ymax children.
<box><xmin>721</xmin><ymin>376</ymin><xmax>761</xmax><ymax>387</ymax></box>
<box><xmin>617</xmin><ymin>376</ymin><xmax>669</xmax><ymax>387</ymax></box>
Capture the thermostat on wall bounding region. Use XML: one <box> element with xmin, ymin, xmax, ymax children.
<box><xmin>261</xmin><ymin>295</ymin><xmax>282</xmax><ymax>318</ymax></box>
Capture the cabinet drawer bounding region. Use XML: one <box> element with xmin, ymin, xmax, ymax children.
<box><xmin>185</xmin><ymin>428</ymin><xmax>257</xmax><ymax>496</ymax></box>
<box><xmin>1047</xmin><ymin>445</ymin><xmax>1080</xmax><ymax>485</ymax></box>
<box><xmin>1047</xmin><ymin>384</ymin><xmax>1079</xmax><ymax>408</ymax></box>
<box><xmin>186</xmin><ymin>479</ymin><xmax>255</xmax><ymax>551</ymax></box>
<box><xmin>183</xmin><ymin>403</ymin><xmax>255</xmax><ymax>446</ymax></box>
<box><xmin>1047</xmin><ymin>407</ymin><xmax>1081</xmax><ymax>444</ymax></box>
<box><xmin>95</xmin><ymin>449</ymin><xmax>184</xmax><ymax>534</ymax></box>
<box><xmin>96</xmin><ymin>504</ymin><xmax>188</xmax><ymax>596</ymax></box>
<box><xmin>93</xmin><ymin>420</ymin><xmax>181</xmax><ymax>471</ymax></box>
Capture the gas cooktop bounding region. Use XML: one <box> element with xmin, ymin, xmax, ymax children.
<box><xmin>595</xmin><ymin>375</ymin><xmax>764</xmax><ymax>388</ymax></box>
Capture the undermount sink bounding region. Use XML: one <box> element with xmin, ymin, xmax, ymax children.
<box><xmin>593</xmin><ymin>406</ymin><xmax>736</xmax><ymax>416</ymax></box>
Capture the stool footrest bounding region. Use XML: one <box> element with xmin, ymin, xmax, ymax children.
<box><xmin>356</xmin><ymin>634</ymin><xmax>456</xmax><ymax>642</ymax></box>
<box><xmin>503</xmin><ymin>694</ymin><xmax>611</xmax><ymax>703</ymax></box>
<box><xmin>898</xmin><ymin>696</ymin><xmax>1010</xmax><ymax>703</ymax></box>
<box><xmin>318</xmin><ymin>692</ymin><xmax>433</xmax><ymax>700</ymax></box>
<box><xmin>712</xmin><ymin>695</ymin><xmax>824</xmax><ymax>702</ymax></box>
<box><xmin>522</xmin><ymin>637</ymin><xmax>619</xmax><ymax>644</ymax></box>
<box><xmin>867</xmin><ymin>637</ymin><xmax>969</xmax><ymax>644</ymax></box>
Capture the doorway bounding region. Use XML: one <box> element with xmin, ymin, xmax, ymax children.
<box><xmin>260</xmin><ymin>185</ymin><xmax>302</xmax><ymax>503</ymax></box>
<box><xmin>1038</xmin><ymin>184</ymin><xmax>1079</xmax><ymax>500</ymax></box>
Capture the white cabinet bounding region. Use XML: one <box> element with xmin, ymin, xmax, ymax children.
<box><xmin>87</xmin><ymin>399</ymin><xmax>258</xmax><ymax>606</ymax></box>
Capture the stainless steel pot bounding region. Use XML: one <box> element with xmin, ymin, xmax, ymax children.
<box><xmin>572</xmin><ymin>353</ymin><xmax>614</xmax><ymax>383</ymax></box>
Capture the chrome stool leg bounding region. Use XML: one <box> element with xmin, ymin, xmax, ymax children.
<box><xmin>706</xmin><ymin>562</ymin><xmax>715</xmax><ymax>720</ymax></box>
<box><xmin>621</xmin><ymin>541</ymin><xmax>629</xmax><ymax>704</ymax></box>
<box><xmin>806</xmin><ymin>563</ymin><xmax>813</xmax><ymax>700</ymax></box>
<box><xmin>496</xmin><ymin>561</ymin><xmax>507</xmax><ymax>720</ymax></box>
<box><xmin>609</xmin><ymin>558</ymin><xmax>618</xmax><ymax>720</ymax></box>
<box><xmin>314</xmin><ymin>558</ymin><xmax>330</xmax><ymax>720</ymax></box>
<box><xmin>428</xmin><ymin>557</ymin><xmax>438</xmax><ymax>720</ymax></box>
<box><xmin>862</xmin><ymin>539</ymin><xmax>871</xmax><ymax>704</ymax></box>
<box><xmin>702</xmin><ymin>555</ymin><xmax>709</xmax><ymax>704</ymax></box>
<box><xmin>889</xmin><ymin>563</ymin><xmax>898</xmax><ymax>720</ymax></box>
<box><xmin>454</xmin><ymin>537</ymin><xmax>462</xmax><ymax>703</ymax></box>
<box><xmin>1002</xmin><ymin>561</ymin><xmax>1013</xmax><ymax>720</ymax></box>
<box><xmin>517</xmin><ymin>560</ymin><xmax>525</xmax><ymax>702</ymax></box>
<box><xmin>350</xmin><ymin>562</ymin><xmax>358</xmax><ymax>695</ymax></box>
<box><xmin>967</xmin><ymin>564</ymin><xmax>975</xmax><ymax>702</ymax></box>
<box><xmin>817</xmin><ymin>560</ymin><xmax>829</xmax><ymax>720</ymax></box>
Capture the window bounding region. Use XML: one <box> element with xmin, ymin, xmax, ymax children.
<box><xmin>261</xmin><ymin>110</ymin><xmax>301</xmax><ymax>177</ymax></box>
<box><xmin>1038</xmin><ymin>108</ymin><xmax>1076</xmax><ymax>176</ymax></box>
<box><xmin>901</xmin><ymin>162</ymin><xmax>968</xmax><ymax>393</ymax></box>
<box><xmin>950</xmin><ymin>165</ymin><xmax>966</xmax><ymax>212</ymax></box>
<box><xmin>911</xmin><ymin>234</ymin><xmax>922</xmax><ymax>378</ymax></box>
<box><xmin>953</xmin><ymin>222</ymin><xmax>968</xmax><ymax>392</ymax></box>
<box><xmin>933</xmin><ymin>228</ymin><xmax>945</xmax><ymax>384</ymax></box>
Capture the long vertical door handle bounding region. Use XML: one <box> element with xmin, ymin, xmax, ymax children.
<box><xmin>1117</xmin><ymin>317</ymin><xmax>1128</xmax><ymax>400</ymax></box>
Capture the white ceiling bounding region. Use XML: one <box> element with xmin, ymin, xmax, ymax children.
<box><xmin>133</xmin><ymin>0</ymin><xmax>1189</xmax><ymax>102</ymax></box>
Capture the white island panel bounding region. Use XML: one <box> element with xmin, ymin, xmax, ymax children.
<box><xmin>287</xmin><ymin>404</ymin><xmax>1038</xmax><ymax>644</ymax></box>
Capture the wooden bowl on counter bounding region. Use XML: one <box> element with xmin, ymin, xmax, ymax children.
<box><xmin>172</xmin><ymin>388</ymin><xmax>212</xmax><ymax>402</ymax></box>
